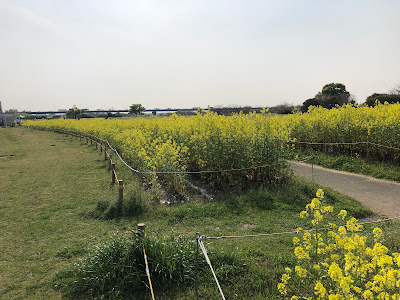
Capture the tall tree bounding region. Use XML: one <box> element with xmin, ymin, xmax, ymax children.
<box><xmin>364</xmin><ymin>93</ymin><xmax>400</xmax><ymax>106</ymax></box>
<box><xmin>66</xmin><ymin>106</ymin><xmax>84</xmax><ymax>119</ymax></box>
<box><xmin>315</xmin><ymin>83</ymin><xmax>351</xmax><ymax>109</ymax></box>
<box><xmin>129</xmin><ymin>104</ymin><xmax>146</xmax><ymax>116</ymax></box>
<box><xmin>301</xmin><ymin>98</ymin><xmax>320</xmax><ymax>112</ymax></box>
<box><xmin>302</xmin><ymin>83</ymin><xmax>352</xmax><ymax>111</ymax></box>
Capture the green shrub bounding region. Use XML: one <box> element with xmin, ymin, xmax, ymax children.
<box><xmin>56</xmin><ymin>233</ymin><xmax>198</xmax><ymax>298</ymax></box>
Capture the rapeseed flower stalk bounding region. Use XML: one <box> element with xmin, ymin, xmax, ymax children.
<box><xmin>278</xmin><ymin>189</ymin><xmax>400</xmax><ymax>299</ymax></box>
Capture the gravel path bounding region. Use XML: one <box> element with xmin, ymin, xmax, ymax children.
<box><xmin>290</xmin><ymin>161</ymin><xmax>400</xmax><ymax>218</ymax></box>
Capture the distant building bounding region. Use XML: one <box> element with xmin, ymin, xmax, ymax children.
<box><xmin>0</xmin><ymin>113</ymin><xmax>16</xmax><ymax>127</ymax></box>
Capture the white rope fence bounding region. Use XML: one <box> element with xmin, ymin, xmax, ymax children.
<box><xmin>201</xmin><ymin>215</ymin><xmax>400</xmax><ymax>241</ymax></box>
<box><xmin>291</xmin><ymin>140</ymin><xmax>400</xmax><ymax>151</ymax></box>
<box><xmin>198</xmin><ymin>237</ymin><xmax>226</xmax><ymax>300</ymax></box>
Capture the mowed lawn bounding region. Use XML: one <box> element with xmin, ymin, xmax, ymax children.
<box><xmin>0</xmin><ymin>127</ymin><xmax>130</xmax><ymax>299</ymax></box>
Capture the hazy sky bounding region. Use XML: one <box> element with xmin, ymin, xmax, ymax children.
<box><xmin>1</xmin><ymin>0</ymin><xmax>399</xmax><ymax>111</ymax></box>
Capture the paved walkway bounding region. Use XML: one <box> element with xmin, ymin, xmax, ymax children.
<box><xmin>290</xmin><ymin>162</ymin><xmax>400</xmax><ymax>218</ymax></box>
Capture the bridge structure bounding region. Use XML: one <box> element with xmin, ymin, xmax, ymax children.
<box><xmin>26</xmin><ymin>107</ymin><xmax>266</xmax><ymax>116</ymax></box>
<box><xmin>26</xmin><ymin>108</ymin><xmax>211</xmax><ymax>115</ymax></box>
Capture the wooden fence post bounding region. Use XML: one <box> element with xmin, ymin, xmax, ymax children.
<box><xmin>137</xmin><ymin>223</ymin><xmax>146</xmax><ymax>237</ymax></box>
<box><xmin>111</xmin><ymin>163</ymin><xmax>116</xmax><ymax>184</ymax></box>
<box><xmin>117</xmin><ymin>180</ymin><xmax>124</xmax><ymax>212</ymax></box>
<box><xmin>104</xmin><ymin>148</ymin><xmax>107</xmax><ymax>160</ymax></box>
<box><xmin>109</xmin><ymin>154</ymin><xmax>112</xmax><ymax>170</ymax></box>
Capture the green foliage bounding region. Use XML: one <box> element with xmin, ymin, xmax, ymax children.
<box><xmin>66</xmin><ymin>105</ymin><xmax>84</xmax><ymax>119</ymax></box>
<box><xmin>269</xmin><ymin>103</ymin><xmax>295</xmax><ymax>114</ymax></box>
<box><xmin>364</xmin><ymin>93</ymin><xmax>400</xmax><ymax>106</ymax></box>
<box><xmin>301</xmin><ymin>98</ymin><xmax>320</xmax><ymax>112</ymax></box>
<box><xmin>129</xmin><ymin>104</ymin><xmax>146</xmax><ymax>115</ymax></box>
<box><xmin>56</xmin><ymin>234</ymin><xmax>198</xmax><ymax>298</ymax></box>
<box><xmin>302</xmin><ymin>83</ymin><xmax>354</xmax><ymax>111</ymax></box>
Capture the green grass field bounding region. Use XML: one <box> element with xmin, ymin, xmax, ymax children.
<box><xmin>0</xmin><ymin>127</ymin><xmax>133</xmax><ymax>299</ymax></box>
<box><xmin>2</xmin><ymin>127</ymin><xmax>396</xmax><ymax>299</ymax></box>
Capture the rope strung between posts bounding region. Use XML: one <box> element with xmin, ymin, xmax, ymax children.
<box><xmin>202</xmin><ymin>215</ymin><xmax>400</xmax><ymax>240</ymax></box>
<box><xmin>198</xmin><ymin>237</ymin><xmax>226</xmax><ymax>300</ymax></box>
<box><xmin>142</xmin><ymin>240</ymin><xmax>156</xmax><ymax>300</ymax></box>
<box><xmin>296</xmin><ymin>156</ymin><xmax>314</xmax><ymax>163</ymax></box>
<box><xmin>292</xmin><ymin>140</ymin><xmax>400</xmax><ymax>151</ymax></box>
<box><xmin>292</xmin><ymin>141</ymin><xmax>368</xmax><ymax>146</ymax></box>
<box><xmin>131</xmin><ymin>231</ymin><xmax>156</xmax><ymax>300</ymax></box>
<box><xmin>367</xmin><ymin>142</ymin><xmax>400</xmax><ymax>151</ymax></box>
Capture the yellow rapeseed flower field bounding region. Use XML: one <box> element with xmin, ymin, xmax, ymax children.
<box><xmin>24</xmin><ymin>103</ymin><xmax>400</xmax><ymax>195</ymax></box>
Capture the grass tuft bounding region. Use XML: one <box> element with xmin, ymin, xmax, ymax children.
<box><xmin>56</xmin><ymin>233</ymin><xmax>198</xmax><ymax>299</ymax></box>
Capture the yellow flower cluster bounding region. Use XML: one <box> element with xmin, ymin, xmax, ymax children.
<box><xmin>279</xmin><ymin>189</ymin><xmax>400</xmax><ymax>299</ymax></box>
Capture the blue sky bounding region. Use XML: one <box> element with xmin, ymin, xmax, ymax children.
<box><xmin>1</xmin><ymin>0</ymin><xmax>399</xmax><ymax>111</ymax></box>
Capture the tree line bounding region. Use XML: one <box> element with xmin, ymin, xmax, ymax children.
<box><xmin>15</xmin><ymin>83</ymin><xmax>399</xmax><ymax>119</ymax></box>
<box><xmin>302</xmin><ymin>82</ymin><xmax>400</xmax><ymax>112</ymax></box>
